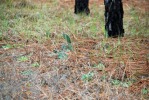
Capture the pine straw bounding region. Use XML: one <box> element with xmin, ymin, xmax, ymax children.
<box><xmin>129</xmin><ymin>79</ymin><xmax>149</xmax><ymax>96</ymax></box>
<box><xmin>0</xmin><ymin>0</ymin><xmax>149</xmax><ymax>99</ymax></box>
<box><xmin>0</xmin><ymin>35</ymin><xmax>148</xmax><ymax>99</ymax></box>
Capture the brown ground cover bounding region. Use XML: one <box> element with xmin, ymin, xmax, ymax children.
<box><xmin>0</xmin><ymin>0</ymin><xmax>149</xmax><ymax>99</ymax></box>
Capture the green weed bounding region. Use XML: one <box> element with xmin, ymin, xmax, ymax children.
<box><xmin>57</xmin><ymin>51</ymin><xmax>68</xmax><ymax>59</ymax></box>
<box><xmin>21</xmin><ymin>70</ymin><xmax>33</xmax><ymax>76</ymax></box>
<box><xmin>31</xmin><ymin>62</ymin><xmax>40</xmax><ymax>67</ymax></box>
<box><xmin>141</xmin><ymin>88</ymin><xmax>148</xmax><ymax>95</ymax></box>
<box><xmin>2</xmin><ymin>44</ymin><xmax>13</xmax><ymax>50</ymax></box>
<box><xmin>111</xmin><ymin>79</ymin><xmax>132</xmax><ymax>87</ymax></box>
<box><xmin>92</xmin><ymin>62</ymin><xmax>105</xmax><ymax>71</ymax></box>
<box><xmin>17</xmin><ymin>56</ymin><xmax>29</xmax><ymax>62</ymax></box>
<box><xmin>82</xmin><ymin>72</ymin><xmax>94</xmax><ymax>82</ymax></box>
<box><xmin>63</xmin><ymin>33</ymin><xmax>73</xmax><ymax>51</ymax></box>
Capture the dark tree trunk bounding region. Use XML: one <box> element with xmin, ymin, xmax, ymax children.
<box><xmin>104</xmin><ymin>0</ymin><xmax>124</xmax><ymax>37</ymax></box>
<box><xmin>74</xmin><ymin>0</ymin><xmax>90</xmax><ymax>15</ymax></box>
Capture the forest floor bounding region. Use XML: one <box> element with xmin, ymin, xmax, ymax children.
<box><xmin>0</xmin><ymin>0</ymin><xmax>149</xmax><ymax>100</ymax></box>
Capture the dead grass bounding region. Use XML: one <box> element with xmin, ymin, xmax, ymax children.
<box><xmin>0</xmin><ymin>0</ymin><xmax>149</xmax><ymax>100</ymax></box>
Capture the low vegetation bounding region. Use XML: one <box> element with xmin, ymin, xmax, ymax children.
<box><xmin>0</xmin><ymin>0</ymin><xmax>148</xmax><ymax>99</ymax></box>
